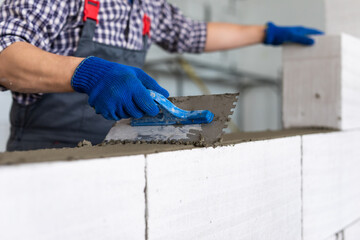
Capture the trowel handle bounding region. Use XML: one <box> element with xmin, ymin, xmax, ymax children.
<box><xmin>148</xmin><ymin>90</ymin><xmax>214</xmax><ymax>124</ymax></box>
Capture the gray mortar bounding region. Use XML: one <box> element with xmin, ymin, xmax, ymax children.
<box><xmin>168</xmin><ymin>93</ymin><xmax>239</xmax><ymax>144</ymax></box>
<box><xmin>77</xmin><ymin>140</ymin><xmax>93</xmax><ymax>147</ymax></box>
<box><xmin>0</xmin><ymin>128</ymin><xmax>334</xmax><ymax>166</ymax></box>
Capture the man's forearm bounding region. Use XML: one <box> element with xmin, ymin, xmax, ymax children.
<box><xmin>0</xmin><ymin>42</ymin><xmax>84</xmax><ymax>93</ymax></box>
<box><xmin>204</xmin><ymin>22</ymin><xmax>266</xmax><ymax>52</ymax></box>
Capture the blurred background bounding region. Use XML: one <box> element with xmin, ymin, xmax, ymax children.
<box><xmin>0</xmin><ymin>0</ymin><xmax>325</xmax><ymax>151</ymax></box>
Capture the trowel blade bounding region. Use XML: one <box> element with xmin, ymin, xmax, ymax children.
<box><xmin>104</xmin><ymin>93</ymin><xmax>239</xmax><ymax>145</ymax></box>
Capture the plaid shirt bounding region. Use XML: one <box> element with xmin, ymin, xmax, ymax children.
<box><xmin>0</xmin><ymin>0</ymin><xmax>207</xmax><ymax>105</ymax></box>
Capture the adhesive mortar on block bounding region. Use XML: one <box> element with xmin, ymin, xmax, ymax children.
<box><xmin>0</xmin><ymin>128</ymin><xmax>332</xmax><ymax>166</ymax></box>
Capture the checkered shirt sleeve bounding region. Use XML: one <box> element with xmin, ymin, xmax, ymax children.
<box><xmin>0</xmin><ymin>0</ymin><xmax>69</xmax><ymax>99</ymax></box>
<box><xmin>153</xmin><ymin>1</ymin><xmax>207</xmax><ymax>54</ymax></box>
<box><xmin>0</xmin><ymin>0</ymin><xmax>69</xmax><ymax>53</ymax></box>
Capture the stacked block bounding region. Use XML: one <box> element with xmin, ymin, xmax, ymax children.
<box><xmin>344</xmin><ymin>220</ymin><xmax>360</xmax><ymax>240</ymax></box>
<box><xmin>283</xmin><ymin>34</ymin><xmax>360</xmax><ymax>130</ymax></box>
<box><xmin>302</xmin><ymin>130</ymin><xmax>360</xmax><ymax>240</ymax></box>
<box><xmin>283</xmin><ymin>0</ymin><xmax>360</xmax><ymax>238</ymax></box>
<box><xmin>1</xmin><ymin>130</ymin><xmax>360</xmax><ymax>239</ymax></box>
<box><xmin>0</xmin><ymin>156</ymin><xmax>146</xmax><ymax>240</ymax></box>
<box><xmin>0</xmin><ymin>136</ymin><xmax>303</xmax><ymax>240</ymax></box>
<box><xmin>324</xmin><ymin>235</ymin><xmax>337</xmax><ymax>240</ymax></box>
<box><xmin>146</xmin><ymin>138</ymin><xmax>302</xmax><ymax>240</ymax></box>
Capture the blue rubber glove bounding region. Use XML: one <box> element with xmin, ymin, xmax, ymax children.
<box><xmin>264</xmin><ymin>22</ymin><xmax>324</xmax><ymax>46</ymax></box>
<box><xmin>71</xmin><ymin>56</ymin><xmax>169</xmax><ymax>121</ymax></box>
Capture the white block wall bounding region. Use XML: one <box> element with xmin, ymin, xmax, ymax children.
<box><xmin>324</xmin><ymin>235</ymin><xmax>337</xmax><ymax>240</ymax></box>
<box><xmin>302</xmin><ymin>130</ymin><xmax>360</xmax><ymax>240</ymax></box>
<box><xmin>2</xmin><ymin>130</ymin><xmax>360</xmax><ymax>239</ymax></box>
<box><xmin>0</xmin><ymin>137</ymin><xmax>303</xmax><ymax>240</ymax></box>
<box><xmin>146</xmin><ymin>138</ymin><xmax>302</xmax><ymax>240</ymax></box>
<box><xmin>0</xmin><ymin>156</ymin><xmax>146</xmax><ymax>240</ymax></box>
<box><xmin>283</xmin><ymin>34</ymin><xmax>360</xmax><ymax>130</ymax></box>
<box><xmin>344</xmin><ymin>219</ymin><xmax>360</xmax><ymax>240</ymax></box>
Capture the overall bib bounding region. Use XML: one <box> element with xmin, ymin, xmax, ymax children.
<box><xmin>7</xmin><ymin>0</ymin><xmax>150</xmax><ymax>151</ymax></box>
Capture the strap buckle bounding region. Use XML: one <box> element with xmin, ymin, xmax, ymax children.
<box><xmin>83</xmin><ymin>0</ymin><xmax>100</xmax><ymax>24</ymax></box>
<box><xmin>143</xmin><ymin>14</ymin><xmax>151</xmax><ymax>37</ymax></box>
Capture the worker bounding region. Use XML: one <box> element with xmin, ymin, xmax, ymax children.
<box><xmin>0</xmin><ymin>0</ymin><xmax>322</xmax><ymax>151</ymax></box>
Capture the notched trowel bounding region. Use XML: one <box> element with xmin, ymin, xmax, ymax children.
<box><xmin>105</xmin><ymin>90</ymin><xmax>239</xmax><ymax>145</ymax></box>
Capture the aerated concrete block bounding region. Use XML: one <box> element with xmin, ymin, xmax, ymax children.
<box><xmin>302</xmin><ymin>130</ymin><xmax>360</xmax><ymax>240</ymax></box>
<box><xmin>0</xmin><ymin>156</ymin><xmax>146</xmax><ymax>240</ymax></box>
<box><xmin>146</xmin><ymin>137</ymin><xmax>302</xmax><ymax>240</ymax></box>
<box><xmin>344</xmin><ymin>219</ymin><xmax>360</xmax><ymax>240</ymax></box>
<box><xmin>325</xmin><ymin>0</ymin><xmax>360</xmax><ymax>39</ymax></box>
<box><xmin>324</xmin><ymin>235</ymin><xmax>337</xmax><ymax>240</ymax></box>
<box><xmin>283</xmin><ymin>34</ymin><xmax>360</xmax><ymax>130</ymax></box>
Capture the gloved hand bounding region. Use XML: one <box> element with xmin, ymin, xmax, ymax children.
<box><xmin>264</xmin><ymin>22</ymin><xmax>324</xmax><ymax>46</ymax></box>
<box><xmin>71</xmin><ymin>56</ymin><xmax>169</xmax><ymax>121</ymax></box>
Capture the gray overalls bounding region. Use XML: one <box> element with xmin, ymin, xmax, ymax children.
<box><xmin>7</xmin><ymin>0</ymin><xmax>150</xmax><ymax>151</ymax></box>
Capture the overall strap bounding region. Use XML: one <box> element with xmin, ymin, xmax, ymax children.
<box><xmin>142</xmin><ymin>13</ymin><xmax>151</xmax><ymax>50</ymax></box>
<box><xmin>142</xmin><ymin>13</ymin><xmax>151</xmax><ymax>38</ymax></box>
<box><xmin>81</xmin><ymin>0</ymin><xmax>100</xmax><ymax>40</ymax></box>
<box><xmin>80</xmin><ymin>0</ymin><xmax>150</xmax><ymax>50</ymax></box>
<box><xmin>138</xmin><ymin>0</ymin><xmax>150</xmax><ymax>50</ymax></box>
